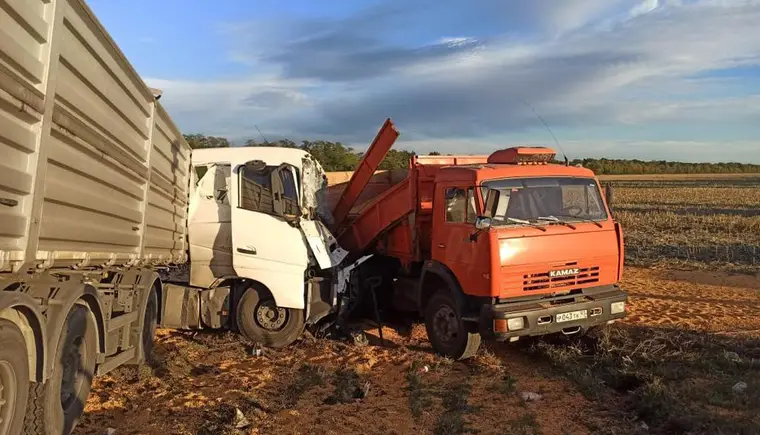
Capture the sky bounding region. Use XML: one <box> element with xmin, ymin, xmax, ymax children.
<box><xmin>88</xmin><ymin>0</ymin><xmax>760</xmax><ymax>163</ymax></box>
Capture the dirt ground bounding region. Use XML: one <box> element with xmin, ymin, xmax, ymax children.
<box><xmin>74</xmin><ymin>267</ymin><xmax>760</xmax><ymax>435</ymax></box>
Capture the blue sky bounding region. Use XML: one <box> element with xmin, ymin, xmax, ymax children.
<box><xmin>88</xmin><ymin>0</ymin><xmax>760</xmax><ymax>163</ymax></box>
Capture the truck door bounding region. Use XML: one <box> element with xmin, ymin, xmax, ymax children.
<box><xmin>230</xmin><ymin>161</ymin><xmax>309</xmax><ymax>309</ymax></box>
<box><xmin>187</xmin><ymin>163</ymin><xmax>234</xmax><ymax>288</ymax></box>
<box><xmin>432</xmin><ymin>186</ymin><xmax>490</xmax><ymax>294</ymax></box>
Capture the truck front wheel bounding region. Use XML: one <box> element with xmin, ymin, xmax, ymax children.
<box><xmin>424</xmin><ymin>291</ymin><xmax>481</xmax><ymax>360</ymax></box>
<box><xmin>236</xmin><ymin>287</ymin><xmax>304</xmax><ymax>348</ymax></box>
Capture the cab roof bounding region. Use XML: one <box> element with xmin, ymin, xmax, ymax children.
<box><xmin>434</xmin><ymin>163</ymin><xmax>597</xmax><ymax>184</ymax></box>
<box><xmin>191</xmin><ymin>146</ymin><xmax>310</xmax><ymax>168</ymax></box>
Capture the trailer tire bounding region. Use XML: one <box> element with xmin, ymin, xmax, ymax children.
<box><xmin>141</xmin><ymin>287</ymin><xmax>158</xmax><ymax>363</ymax></box>
<box><xmin>0</xmin><ymin>319</ymin><xmax>30</xmax><ymax>435</ymax></box>
<box><xmin>424</xmin><ymin>291</ymin><xmax>481</xmax><ymax>360</ymax></box>
<box><xmin>236</xmin><ymin>287</ymin><xmax>304</xmax><ymax>348</ymax></box>
<box><xmin>25</xmin><ymin>305</ymin><xmax>97</xmax><ymax>435</ymax></box>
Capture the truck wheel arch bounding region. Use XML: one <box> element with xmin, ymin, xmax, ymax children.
<box><xmin>0</xmin><ymin>291</ymin><xmax>47</xmax><ymax>383</ymax></box>
<box><xmin>239</xmin><ymin>273</ymin><xmax>306</xmax><ymax>310</ymax></box>
<box><xmin>239</xmin><ymin>279</ymin><xmax>304</xmax><ymax>318</ymax></box>
<box><xmin>44</xmin><ymin>284</ymin><xmax>105</xmax><ymax>379</ymax></box>
<box><xmin>418</xmin><ymin>261</ymin><xmax>466</xmax><ymax>315</ymax></box>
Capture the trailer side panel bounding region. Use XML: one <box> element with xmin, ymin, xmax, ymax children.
<box><xmin>0</xmin><ymin>0</ymin><xmax>191</xmax><ymax>273</ymax></box>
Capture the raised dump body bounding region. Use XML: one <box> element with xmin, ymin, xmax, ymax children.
<box><xmin>0</xmin><ymin>1</ymin><xmax>191</xmax><ymax>433</ymax></box>
<box><xmin>327</xmin><ymin>156</ymin><xmax>488</xmax><ymax>260</ymax></box>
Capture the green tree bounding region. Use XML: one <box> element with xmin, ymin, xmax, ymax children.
<box><xmin>183</xmin><ymin>134</ymin><xmax>231</xmax><ymax>149</ymax></box>
<box><xmin>300</xmin><ymin>140</ymin><xmax>361</xmax><ymax>171</ymax></box>
<box><xmin>378</xmin><ymin>149</ymin><xmax>416</xmax><ymax>170</ymax></box>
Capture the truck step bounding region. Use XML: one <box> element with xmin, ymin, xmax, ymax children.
<box><xmin>107</xmin><ymin>311</ymin><xmax>139</xmax><ymax>332</ymax></box>
<box><xmin>96</xmin><ymin>348</ymin><xmax>136</xmax><ymax>376</ymax></box>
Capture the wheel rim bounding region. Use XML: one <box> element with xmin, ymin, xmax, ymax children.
<box><xmin>432</xmin><ymin>304</ymin><xmax>459</xmax><ymax>344</ymax></box>
<box><xmin>60</xmin><ymin>335</ymin><xmax>86</xmax><ymax>412</ymax></box>
<box><xmin>0</xmin><ymin>361</ymin><xmax>18</xmax><ymax>434</ymax></box>
<box><xmin>255</xmin><ymin>300</ymin><xmax>288</xmax><ymax>332</ymax></box>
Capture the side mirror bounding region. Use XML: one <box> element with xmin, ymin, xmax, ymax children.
<box><xmin>475</xmin><ymin>216</ymin><xmax>492</xmax><ymax>230</ymax></box>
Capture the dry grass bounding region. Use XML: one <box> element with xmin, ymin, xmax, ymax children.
<box><xmin>610</xmin><ymin>177</ymin><xmax>760</xmax><ymax>270</ymax></box>
<box><xmin>531</xmin><ymin>325</ymin><xmax>760</xmax><ymax>434</ymax></box>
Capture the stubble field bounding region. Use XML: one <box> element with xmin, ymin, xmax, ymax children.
<box><xmin>75</xmin><ymin>174</ymin><xmax>760</xmax><ymax>435</ymax></box>
<box><xmin>604</xmin><ymin>174</ymin><xmax>760</xmax><ymax>271</ymax></box>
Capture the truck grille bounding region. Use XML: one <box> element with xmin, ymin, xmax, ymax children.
<box><xmin>523</xmin><ymin>266</ymin><xmax>600</xmax><ymax>291</ymax></box>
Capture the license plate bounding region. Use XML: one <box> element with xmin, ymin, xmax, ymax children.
<box><xmin>556</xmin><ymin>310</ymin><xmax>588</xmax><ymax>323</ymax></box>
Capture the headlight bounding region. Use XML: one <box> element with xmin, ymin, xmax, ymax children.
<box><xmin>507</xmin><ymin>317</ymin><xmax>525</xmax><ymax>331</ymax></box>
<box><xmin>611</xmin><ymin>301</ymin><xmax>626</xmax><ymax>314</ymax></box>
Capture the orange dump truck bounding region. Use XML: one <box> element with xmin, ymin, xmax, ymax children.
<box><xmin>327</xmin><ymin>120</ymin><xmax>627</xmax><ymax>359</ymax></box>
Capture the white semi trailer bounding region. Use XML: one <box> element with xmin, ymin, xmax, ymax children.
<box><xmin>0</xmin><ymin>1</ymin><xmax>349</xmax><ymax>434</ymax></box>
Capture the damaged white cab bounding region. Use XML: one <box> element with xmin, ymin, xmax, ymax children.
<box><xmin>160</xmin><ymin>147</ymin><xmax>348</xmax><ymax>347</ymax></box>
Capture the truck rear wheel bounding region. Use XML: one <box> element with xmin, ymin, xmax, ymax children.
<box><xmin>236</xmin><ymin>287</ymin><xmax>304</xmax><ymax>348</ymax></box>
<box><xmin>25</xmin><ymin>305</ymin><xmax>97</xmax><ymax>435</ymax></box>
<box><xmin>424</xmin><ymin>292</ymin><xmax>481</xmax><ymax>360</ymax></box>
<box><xmin>0</xmin><ymin>319</ymin><xmax>30</xmax><ymax>435</ymax></box>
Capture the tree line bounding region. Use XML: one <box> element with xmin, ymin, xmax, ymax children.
<box><xmin>183</xmin><ymin>134</ymin><xmax>760</xmax><ymax>174</ymax></box>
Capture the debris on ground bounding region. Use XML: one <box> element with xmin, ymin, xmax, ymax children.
<box><xmin>732</xmin><ymin>381</ymin><xmax>748</xmax><ymax>394</ymax></box>
<box><xmin>520</xmin><ymin>392</ymin><xmax>543</xmax><ymax>402</ymax></box>
<box><xmin>724</xmin><ymin>351</ymin><xmax>741</xmax><ymax>362</ymax></box>
<box><xmin>233</xmin><ymin>408</ymin><xmax>250</xmax><ymax>429</ymax></box>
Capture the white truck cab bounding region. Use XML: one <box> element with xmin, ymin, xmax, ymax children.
<box><xmin>161</xmin><ymin>147</ymin><xmax>348</xmax><ymax>347</ymax></box>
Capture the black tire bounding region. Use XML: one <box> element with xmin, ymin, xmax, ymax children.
<box><xmin>236</xmin><ymin>287</ymin><xmax>305</xmax><ymax>348</ymax></box>
<box><xmin>25</xmin><ymin>305</ymin><xmax>97</xmax><ymax>435</ymax></box>
<box><xmin>424</xmin><ymin>291</ymin><xmax>481</xmax><ymax>360</ymax></box>
<box><xmin>0</xmin><ymin>319</ymin><xmax>30</xmax><ymax>435</ymax></box>
<box><xmin>141</xmin><ymin>287</ymin><xmax>158</xmax><ymax>363</ymax></box>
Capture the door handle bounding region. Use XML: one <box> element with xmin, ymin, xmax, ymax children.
<box><xmin>437</xmin><ymin>244</ymin><xmax>445</xmax><ymax>248</ymax></box>
<box><xmin>237</xmin><ymin>247</ymin><xmax>257</xmax><ymax>255</ymax></box>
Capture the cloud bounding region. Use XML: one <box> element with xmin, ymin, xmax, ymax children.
<box><xmin>628</xmin><ymin>0</ymin><xmax>661</xmax><ymax>18</ymax></box>
<box><xmin>153</xmin><ymin>0</ymin><xmax>760</xmax><ymax>162</ymax></box>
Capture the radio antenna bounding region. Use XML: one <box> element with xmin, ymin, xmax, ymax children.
<box><xmin>518</xmin><ymin>98</ymin><xmax>569</xmax><ymax>166</ymax></box>
<box><xmin>255</xmin><ymin>125</ymin><xmax>269</xmax><ymax>145</ymax></box>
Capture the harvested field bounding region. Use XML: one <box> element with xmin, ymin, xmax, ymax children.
<box><xmin>74</xmin><ymin>173</ymin><xmax>760</xmax><ymax>435</ymax></box>
<box><xmin>608</xmin><ymin>175</ymin><xmax>760</xmax><ymax>271</ymax></box>
<box><xmin>75</xmin><ymin>267</ymin><xmax>760</xmax><ymax>435</ymax></box>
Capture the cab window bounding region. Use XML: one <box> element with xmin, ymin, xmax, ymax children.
<box><xmin>445</xmin><ymin>187</ymin><xmax>477</xmax><ymax>224</ymax></box>
<box><xmin>239</xmin><ymin>164</ymin><xmax>299</xmax><ymax>217</ymax></box>
<box><xmin>197</xmin><ymin>164</ymin><xmax>230</xmax><ymax>205</ymax></box>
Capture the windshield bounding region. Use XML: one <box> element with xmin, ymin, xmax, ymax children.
<box><xmin>481</xmin><ymin>177</ymin><xmax>607</xmax><ymax>225</ymax></box>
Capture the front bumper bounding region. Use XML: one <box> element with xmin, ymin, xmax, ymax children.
<box><xmin>479</xmin><ymin>285</ymin><xmax>627</xmax><ymax>340</ymax></box>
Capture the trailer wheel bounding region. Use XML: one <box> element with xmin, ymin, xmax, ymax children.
<box><xmin>25</xmin><ymin>305</ymin><xmax>97</xmax><ymax>435</ymax></box>
<box><xmin>141</xmin><ymin>287</ymin><xmax>158</xmax><ymax>363</ymax></box>
<box><xmin>236</xmin><ymin>287</ymin><xmax>304</xmax><ymax>348</ymax></box>
<box><xmin>424</xmin><ymin>291</ymin><xmax>481</xmax><ymax>360</ymax></box>
<box><xmin>0</xmin><ymin>319</ymin><xmax>29</xmax><ymax>435</ymax></box>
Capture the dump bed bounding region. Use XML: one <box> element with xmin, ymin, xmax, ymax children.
<box><xmin>0</xmin><ymin>0</ymin><xmax>191</xmax><ymax>273</ymax></box>
<box><xmin>326</xmin><ymin>155</ymin><xmax>488</xmax><ymax>263</ymax></box>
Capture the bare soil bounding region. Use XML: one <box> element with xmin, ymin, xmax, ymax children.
<box><xmin>74</xmin><ymin>267</ymin><xmax>760</xmax><ymax>435</ymax></box>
